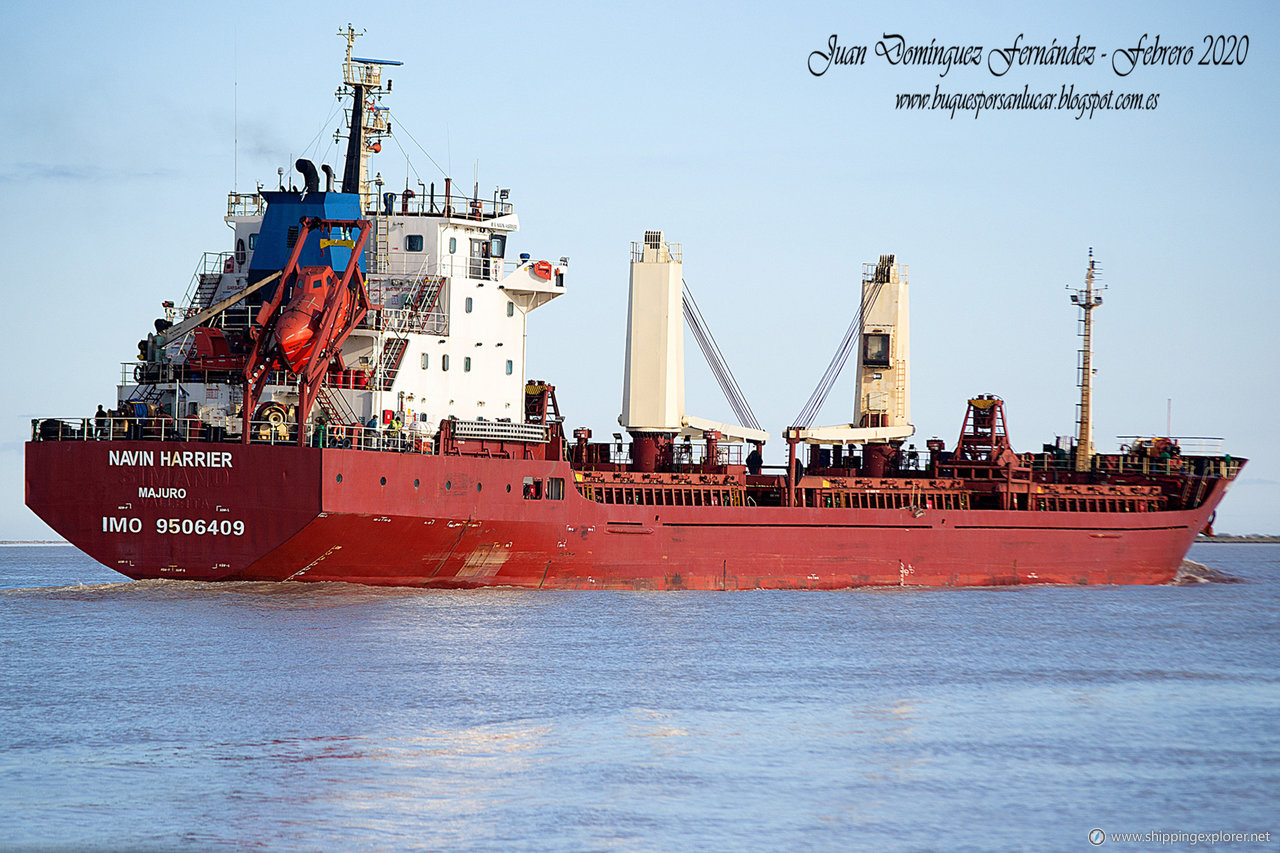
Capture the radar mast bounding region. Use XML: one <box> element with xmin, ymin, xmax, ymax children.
<box><xmin>1070</xmin><ymin>249</ymin><xmax>1105</xmax><ymax>472</ymax></box>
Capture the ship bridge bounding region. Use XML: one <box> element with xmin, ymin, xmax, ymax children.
<box><xmin>122</xmin><ymin>29</ymin><xmax>567</xmax><ymax>441</ymax></box>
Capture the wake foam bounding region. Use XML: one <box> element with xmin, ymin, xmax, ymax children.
<box><xmin>1170</xmin><ymin>558</ymin><xmax>1243</xmax><ymax>585</ymax></box>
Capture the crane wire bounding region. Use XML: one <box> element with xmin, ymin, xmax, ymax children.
<box><xmin>681</xmin><ymin>279</ymin><xmax>762</xmax><ymax>432</ymax></box>
<box><xmin>792</xmin><ymin>277</ymin><xmax>885</xmax><ymax>429</ymax></box>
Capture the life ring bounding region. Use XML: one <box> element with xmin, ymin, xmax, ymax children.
<box><xmin>533</xmin><ymin>260</ymin><xmax>553</xmax><ymax>280</ymax></box>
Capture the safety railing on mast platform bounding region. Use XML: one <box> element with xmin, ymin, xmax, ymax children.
<box><xmin>226</xmin><ymin>192</ymin><xmax>265</xmax><ymax>217</ymax></box>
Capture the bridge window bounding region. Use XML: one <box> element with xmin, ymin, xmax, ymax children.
<box><xmin>405</xmin><ymin>234</ymin><xmax>424</xmax><ymax>252</ymax></box>
<box><xmin>420</xmin><ymin>353</ymin><xmax>428</xmax><ymax>369</ymax></box>
<box><xmin>442</xmin><ymin>355</ymin><xmax>450</xmax><ymax>371</ymax></box>
<box><xmin>507</xmin><ymin>302</ymin><xmax>515</xmax><ymax>317</ymax></box>
<box><xmin>506</xmin><ymin>360</ymin><xmax>513</xmax><ymax>375</ymax></box>
<box><xmin>863</xmin><ymin>333</ymin><xmax>891</xmax><ymax>367</ymax></box>
<box><xmin>464</xmin><ymin>357</ymin><xmax>472</xmax><ymax>372</ymax></box>
<box><xmin>465</xmin><ymin>297</ymin><xmax>473</xmax><ymax>313</ymax></box>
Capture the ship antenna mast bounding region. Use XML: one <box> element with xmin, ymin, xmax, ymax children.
<box><xmin>1069</xmin><ymin>248</ymin><xmax>1105</xmax><ymax>472</ymax></box>
<box><xmin>334</xmin><ymin>24</ymin><xmax>400</xmax><ymax>212</ymax></box>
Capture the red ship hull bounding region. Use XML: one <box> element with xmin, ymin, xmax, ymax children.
<box><xmin>26</xmin><ymin>440</ymin><xmax>1226</xmax><ymax>589</ymax></box>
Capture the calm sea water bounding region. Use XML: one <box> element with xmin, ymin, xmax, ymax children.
<box><xmin>1</xmin><ymin>544</ymin><xmax>1276</xmax><ymax>852</ymax></box>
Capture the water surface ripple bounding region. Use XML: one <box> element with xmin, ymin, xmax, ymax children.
<box><xmin>1</xmin><ymin>544</ymin><xmax>1276</xmax><ymax>851</ymax></box>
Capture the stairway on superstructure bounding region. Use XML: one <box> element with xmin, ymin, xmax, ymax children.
<box><xmin>191</xmin><ymin>273</ymin><xmax>221</xmax><ymax>315</ymax></box>
<box><xmin>375</xmin><ymin>337</ymin><xmax>409</xmax><ymax>391</ymax></box>
<box><xmin>315</xmin><ymin>382</ymin><xmax>361</xmax><ymax>426</ymax></box>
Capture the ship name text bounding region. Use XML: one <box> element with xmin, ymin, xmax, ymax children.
<box><xmin>109</xmin><ymin>450</ymin><xmax>234</xmax><ymax>468</ymax></box>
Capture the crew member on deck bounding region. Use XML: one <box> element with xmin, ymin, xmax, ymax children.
<box><xmin>746</xmin><ymin>443</ymin><xmax>763</xmax><ymax>476</ymax></box>
<box><xmin>93</xmin><ymin>405</ymin><xmax>108</xmax><ymax>438</ymax></box>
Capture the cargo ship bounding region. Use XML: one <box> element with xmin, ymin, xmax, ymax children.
<box><xmin>24</xmin><ymin>30</ymin><xmax>1243</xmax><ymax>589</ymax></box>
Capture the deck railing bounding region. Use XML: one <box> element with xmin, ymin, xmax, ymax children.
<box><xmin>30</xmin><ymin>417</ymin><xmax>1245</xmax><ymax>482</ymax></box>
<box><xmin>31</xmin><ymin>417</ymin><xmax>435</xmax><ymax>454</ymax></box>
<box><xmin>226</xmin><ymin>192</ymin><xmax>266</xmax><ymax>217</ymax></box>
<box><xmin>1024</xmin><ymin>452</ymin><xmax>1242</xmax><ymax>480</ymax></box>
<box><xmin>367</xmin><ymin>191</ymin><xmax>514</xmax><ymax>220</ymax></box>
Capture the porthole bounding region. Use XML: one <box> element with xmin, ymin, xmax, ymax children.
<box><xmin>336</xmin><ymin>474</ymin><xmax>343</xmax><ymax>483</ymax></box>
<box><xmin>414</xmin><ymin>479</ymin><xmax>420</xmax><ymax>488</ymax></box>
<box><xmin>506</xmin><ymin>484</ymin><xmax>512</xmax><ymax>493</ymax></box>
<box><xmin>380</xmin><ymin>476</ymin><xmax>387</xmax><ymax>486</ymax></box>
<box><xmin>477</xmin><ymin>482</ymin><xmax>483</xmax><ymax>492</ymax></box>
<box><xmin>445</xmin><ymin>480</ymin><xmax>452</xmax><ymax>490</ymax></box>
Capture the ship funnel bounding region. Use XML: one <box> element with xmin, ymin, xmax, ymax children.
<box><xmin>296</xmin><ymin>159</ymin><xmax>320</xmax><ymax>194</ymax></box>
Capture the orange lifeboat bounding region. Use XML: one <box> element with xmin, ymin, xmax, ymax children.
<box><xmin>273</xmin><ymin>266</ymin><xmax>351</xmax><ymax>372</ymax></box>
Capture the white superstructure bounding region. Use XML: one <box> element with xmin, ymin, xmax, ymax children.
<box><xmin>116</xmin><ymin>33</ymin><xmax>565</xmax><ymax>439</ymax></box>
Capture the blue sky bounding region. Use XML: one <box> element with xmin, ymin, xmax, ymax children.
<box><xmin>2</xmin><ymin>1</ymin><xmax>1276</xmax><ymax>535</ymax></box>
